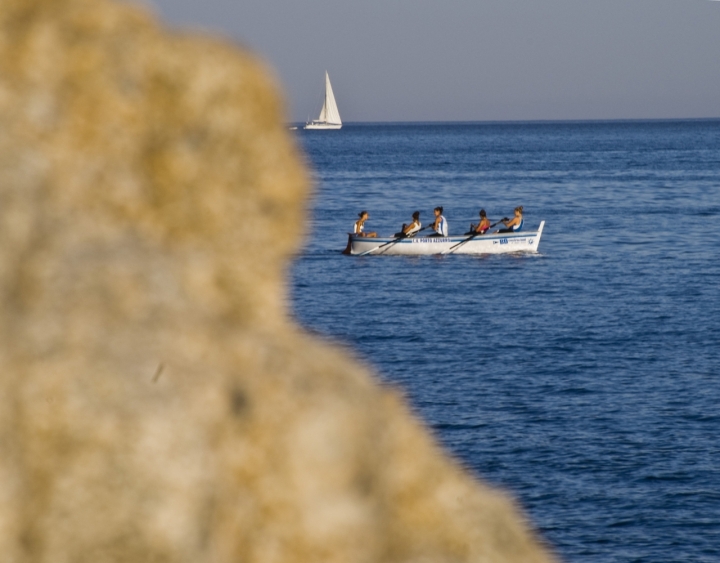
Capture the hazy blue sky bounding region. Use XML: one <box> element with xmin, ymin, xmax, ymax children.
<box><xmin>143</xmin><ymin>0</ymin><xmax>720</xmax><ymax>122</ymax></box>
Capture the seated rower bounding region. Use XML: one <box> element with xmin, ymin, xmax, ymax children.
<box><xmin>495</xmin><ymin>206</ymin><xmax>524</xmax><ymax>233</ymax></box>
<box><xmin>353</xmin><ymin>210</ymin><xmax>377</xmax><ymax>238</ymax></box>
<box><xmin>466</xmin><ymin>209</ymin><xmax>491</xmax><ymax>235</ymax></box>
<box><xmin>394</xmin><ymin>211</ymin><xmax>422</xmax><ymax>238</ymax></box>
<box><xmin>343</xmin><ymin>210</ymin><xmax>376</xmax><ymax>254</ymax></box>
<box><xmin>428</xmin><ymin>206</ymin><xmax>448</xmax><ymax>237</ymax></box>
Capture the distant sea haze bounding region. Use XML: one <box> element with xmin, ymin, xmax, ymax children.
<box><xmin>292</xmin><ymin>120</ymin><xmax>720</xmax><ymax>563</ymax></box>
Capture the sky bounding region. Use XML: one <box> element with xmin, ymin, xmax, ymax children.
<box><xmin>142</xmin><ymin>0</ymin><xmax>720</xmax><ymax>123</ymax></box>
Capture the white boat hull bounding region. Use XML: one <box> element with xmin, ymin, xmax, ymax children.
<box><xmin>349</xmin><ymin>221</ymin><xmax>545</xmax><ymax>255</ymax></box>
<box><xmin>304</xmin><ymin>122</ymin><xmax>342</xmax><ymax>130</ymax></box>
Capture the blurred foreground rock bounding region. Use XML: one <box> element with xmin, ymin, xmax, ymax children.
<box><xmin>0</xmin><ymin>1</ymin><xmax>555</xmax><ymax>562</ymax></box>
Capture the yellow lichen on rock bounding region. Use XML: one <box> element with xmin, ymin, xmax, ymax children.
<box><xmin>0</xmin><ymin>1</ymin><xmax>556</xmax><ymax>562</ymax></box>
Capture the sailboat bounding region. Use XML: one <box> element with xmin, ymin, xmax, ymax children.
<box><xmin>304</xmin><ymin>71</ymin><xmax>342</xmax><ymax>130</ymax></box>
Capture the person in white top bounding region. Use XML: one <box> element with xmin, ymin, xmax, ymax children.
<box><xmin>394</xmin><ymin>211</ymin><xmax>421</xmax><ymax>238</ymax></box>
<box><xmin>429</xmin><ymin>206</ymin><xmax>448</xmax><ymax>237</ymax></box>
<box><xmin>494</xmin><ymin>206</ymin><xmax>524</xmax><ymax>233</ymax></box>
<box><xmin>353</xmin><ymin>210</ymin><xmax>377</xmax><ymax>238</ymax></box>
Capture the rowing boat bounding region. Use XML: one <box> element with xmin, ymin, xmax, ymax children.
<box><xmin>348</xmin><ymin>221</ymin><xmax>545</xmax><ymax>256</ymax></box>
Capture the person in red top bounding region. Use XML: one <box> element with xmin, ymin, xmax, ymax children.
<box><xmin>467</xmin><ymin>209</ymin><xmax>491</xmax><ymax>235</ymax></box>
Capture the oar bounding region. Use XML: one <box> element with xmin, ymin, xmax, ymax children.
<box><xmin>358</xmin><ymin>226</ymin><xmax>431</xmax><ymax>256</ymax></box>
<box><xmin>441</xmin><ymin>221</ymin><xmax>502</xmax><ymax>255</ymax></box>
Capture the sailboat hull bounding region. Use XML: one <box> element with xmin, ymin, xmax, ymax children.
<box><xmin>304</xmin><ymin>122</ymin><xmax>342</xmax><ymax>130</ymax></box>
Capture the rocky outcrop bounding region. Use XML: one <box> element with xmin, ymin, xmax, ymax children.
<box><xmin>0</xmin><ymin>1</ymin><xmax>555</xmax><ymax>562</ymax></box>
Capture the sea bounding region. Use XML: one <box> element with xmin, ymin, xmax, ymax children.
<box><xmin>290</xmin><ymin>120</ymin><xmax>720</xmax><ymax>563</ymax></box>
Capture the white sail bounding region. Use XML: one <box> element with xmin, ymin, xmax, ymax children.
<box><xmin>305</xmin><ymin>71</ymin><xmax>342</xmax><ymax>130</ymax></box>
<box><xmin>322</xmin><ymin>72</ymin><xmax>342</xmax><ymax>125</ymax></box>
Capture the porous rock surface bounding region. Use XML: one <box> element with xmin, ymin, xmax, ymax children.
<box><xmin>0</xmin><ymin>1</ymin><xmax>555</xmax><ymax>562</ymax></box>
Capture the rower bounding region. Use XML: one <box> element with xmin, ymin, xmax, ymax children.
<box><xmin>353</xmin><ymin>210</ymin><xmax>377</xmax><ymax>238</ymax></box>
<box><xmin>429</xmin><ymin>206</ymin><xmax>448</xmax><ymax>237</ymax></box>
<box><xmin>466</xmin><ymin>209</ymin><xmax>491</xmax><ymax>235</ymax></box>
<box><xmin>495</xmin><ymin>206</ymin><xmax>524</xmax><ymax>233</ymax></box>
<box><xmin>343</xmin><ymin>210</ymin><xmax>376</xmax><ymax>254</ymax></box>
<box><xmin>394</xmin><ymin>211</ymin><xmax>421</xmax><ymax>238</ymax></box>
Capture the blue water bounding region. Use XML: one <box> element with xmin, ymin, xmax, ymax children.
<box><xmin>290</xmin><ymin>121</ymin><xmax>720</xmax><ymax>562</ymax></box>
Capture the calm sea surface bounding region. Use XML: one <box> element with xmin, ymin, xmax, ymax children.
<box><xmin>290</xmin><ymin>121</ymin><xmax>720</xmax><ymax>562</ymax></box>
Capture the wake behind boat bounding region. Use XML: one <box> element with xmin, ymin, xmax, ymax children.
<box><xmin>304</xmin><ymin>71</ymin><xmax>342</xmax><ymax>130</ymax></box>
<box><xmin>349</xmin><ymin>221</ymin><xmax>545</xmax><ymax>255</ymax></box>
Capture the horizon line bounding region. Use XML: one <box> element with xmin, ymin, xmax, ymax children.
<box><xmin>289</xmin><ymin>116</ymin><xmax>720</xmax><ymax>126</ymax></box>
